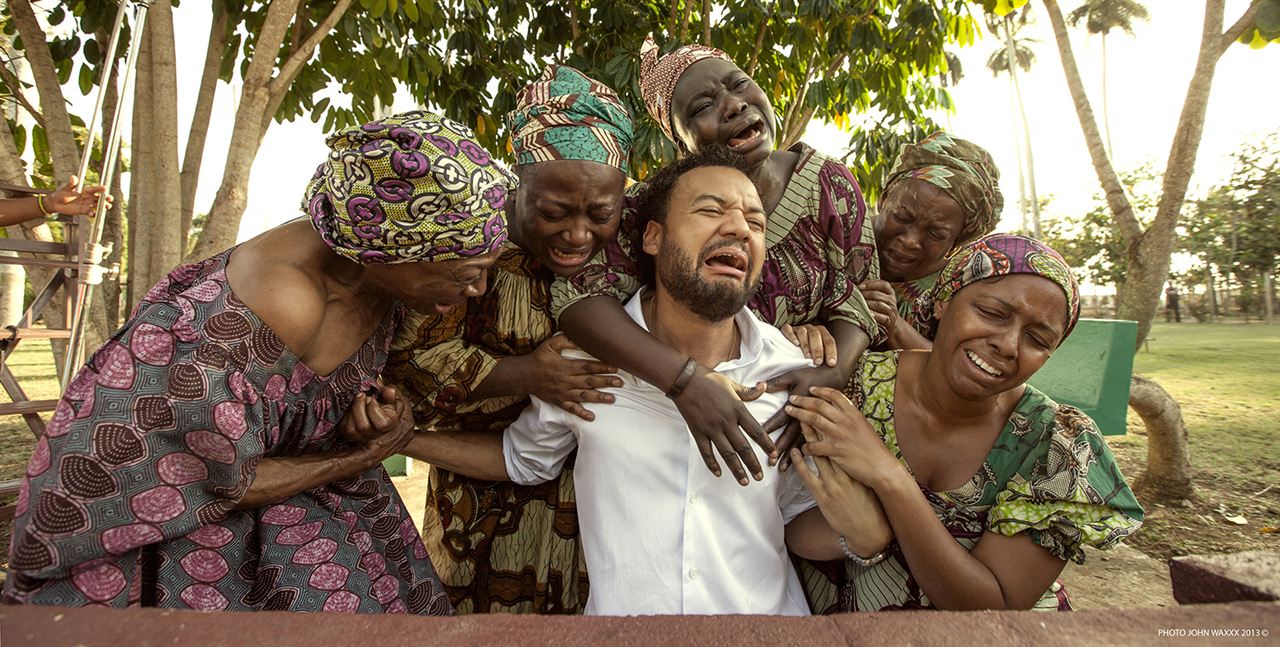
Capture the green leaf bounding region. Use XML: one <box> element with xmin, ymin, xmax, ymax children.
<box><xmin>79</xmin><ymin>64</ymin><xmax>95</xmax><ymax>96</ymax></box>
<box><xmin>404</xmin><ymin>0</ymin><xmax>419</xmax><ymax>23</ymax></box>
<box><xmin>1257</xmin><ymin>0</ymin><xmax>1280</xmax><ymax>33</ymax></box>
<box><xmin>12</xmin><ymin>123</ymin><xmax>26</xmax><ymax>157</ymax></box>
<box><xmin>32</xmin><ymin>124</ymin><xmax>49</xmax><ymax>166</ymax></box>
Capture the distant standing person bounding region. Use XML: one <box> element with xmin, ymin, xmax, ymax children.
<box><xmin>1165</xmin><ymin>284</ymin><xmax>1181</xmax><ymax>322</ymax></box>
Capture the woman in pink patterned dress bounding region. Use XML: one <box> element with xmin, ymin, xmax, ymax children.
<box><xmin>2</xmin><ymin>111</ymin><xmax>515</xmax><ymax>613</ymax></box>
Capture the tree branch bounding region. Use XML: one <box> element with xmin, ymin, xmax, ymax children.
<box><xmin>180</xmin><ymin>2</ymin><xmax>229</xmax><ymax>245</ymax></box>
<box><xmin>702</xmin><ymin>0</ymin><xmax>712</xmax><ymax>45</ymax></box>
<box><xmin>746</xmin><ymin>6</ymin><xmax>774</xmax><ymax>77</ymax></box>
<box><xmin>1042</xmin><ymin>0</ymin><xmax>1143</xmax><ymax>244</ymax></box>
<box><xmin>0</xmin><ymin>63</ymin><xmax>45</xmax><ymax>128</ymax></box>
<box><xmin>679</xmin><ymin>0</ymin><xmax>693</xmax><ymax>41</ymax></box>
<box><xmin>270</xmin><ymin>0</ymin><xmax>354</xmax><ymax>97</ymax></box>
<box><xmin>242</xmin><ymin>0</ymin><xmax>302</xmax><ymax>88</ymax></box>
<box><xmin>568</xmin><ymin>0</ymin><xmax>583</xmax><ymax>56</ymax></box>
<box><xmin>781</xmin><ymin>49</ymin><xmax>818</xmax><ymax>138</ymax></box>
<box><xmin>1216</xmin><ymin>0</ymin><xmax>1262</xmax><ymax>57</ymax></box>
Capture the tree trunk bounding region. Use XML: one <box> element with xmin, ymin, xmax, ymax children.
<box><xmin>179</xmin><ymin>3</ymin><xmax>229</xmax><ymax>251</ymax></box>
<box><xmin>1043</xmin><ymin>0</ymin><xmax>1143</xmax><ymax>247</ymax></box>
<box><xmin>1003</xmin><ymin>17</ymin><xmax>1040</xmax><ymax>237</ymax></box>
<box><xmin>679</xmin><ymin>0</ymin><xmax>693</xmax><ymax>41</ymax></box>
<box><xmin>188</xmin><ymin>0</ymin><xmax>352</xmax><ymax>261</ymax></box>
<box><xmin>1129</xmin><ymin>374</ymin><xmax>1195</xmax><ymax>503</ymax></box>
<box><xmin>8</xmin><ymin>0</ymin><xmax>78</xmax><ymax>179</ymax></box>
<box><xmin>1101</xmin><ymin>34</ymin><xmax>1113</xmax><ymax>158</ymax></box>
<box><xmin>1265</xmin><ymin>271</ymin><xmax>1275</xmax><ymax>325</ymax></box>
<box><xmin>1206</xmin><ymin>267</ymin><xmax>1218</xmax><ymax>321</ymax></box>
<box><xmin>702</xmin><ymin>0</ymin><xmax>712</xmax><ymax>45</ymax></box>
<box><xmin>142</xmin><ymin>0</ymin><xmax>183</xmax><ymax>284</ymax></box>
<box><xmin>126</xmin><ymin>22</ymin><xmax>154</xmax><ymax>316</ymax></box>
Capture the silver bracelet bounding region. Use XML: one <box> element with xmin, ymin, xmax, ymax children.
<box><xmin>839</xmin><ymin>534</ymin><xmax>888</xmax><ymax>567</ymax></box>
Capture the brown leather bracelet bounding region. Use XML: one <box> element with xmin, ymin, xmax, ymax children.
<box><xmin>665</xmin><ymin>357</ymin><xmax>699</xmax><ymax>399</ymax></box>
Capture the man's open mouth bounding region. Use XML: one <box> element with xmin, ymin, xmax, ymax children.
<box><xmin>703</xmin><ymin>247</ymin><xmax>749</xmax><ymax>279</ymax></box>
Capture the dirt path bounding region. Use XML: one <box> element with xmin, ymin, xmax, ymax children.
<box><xmin>392</xmin><ymin>463</ymin><xmax>1178</xmax><ymax>610</ymax></box>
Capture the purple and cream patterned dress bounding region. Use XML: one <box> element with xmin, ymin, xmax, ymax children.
<box><xmin>2</xmin><ymin>250</ymin><xmax>452</xmax><ymax>614</ymax></box>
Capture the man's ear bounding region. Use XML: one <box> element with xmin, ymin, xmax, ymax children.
<box><xmin>642</xmin><ymin>220</ymin><xmax>663</xmax><ymax>256</ymax></box>
<box><xmin>935</xmin><ymin>298</ymin><xmax>949</xmax><ymax>320</ymax></box>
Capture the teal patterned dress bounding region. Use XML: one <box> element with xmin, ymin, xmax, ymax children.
<box><xmin>846</xmin><ymin>351</ymin><xmax>1144</xmax><ymax>611</ymax></box>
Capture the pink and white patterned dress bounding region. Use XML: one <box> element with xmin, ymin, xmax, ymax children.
<box><xmin>3</xmin><ymin>249</ymin><xmax>451</xmax><ymax>614</ymax></box>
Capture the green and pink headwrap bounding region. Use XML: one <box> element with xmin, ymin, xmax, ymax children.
<box><xmin>507</xmin><ymin>65</ymin><xmax>634</xmax><ymax>172</ymax></box>
<box><xmin>883</xmin><ymin>132</ymin><xmax>1004</xmax><ymax>248</ymax></box>
<box><xmin>639</xmin><ymin>35</ymin><xmax>733</xmax><ymax>144</ymax></box>
<box><xmin>304</xmin><ymin>110</ymin><xmax>517</xmax><ymax>264</ymax></box>
<box><xmin>910</xmin><ymin>234</ymin><xmax>1081</xmax><ymax>345</ymax></box>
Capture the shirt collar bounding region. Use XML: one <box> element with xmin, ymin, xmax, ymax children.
<box><xmin>623</xmin><ymin>288</ymin><xmax>764</xmax><ymax>371</ymax></box>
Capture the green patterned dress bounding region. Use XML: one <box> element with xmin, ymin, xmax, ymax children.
<box><xmin>846</xmin><ymin>351</ymin><xmax>1144</xmax><ymax>611</ymax></box>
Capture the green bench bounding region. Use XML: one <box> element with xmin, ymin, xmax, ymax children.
<box><xmin>383</xmin><ymin>454</ymin><xmax>411</xmax><ymax>477</ymax></box>
<box><xmin>1027</xmin><ymin>318</ymin><xmax>1138</xmax><ymax>436</ymax></box>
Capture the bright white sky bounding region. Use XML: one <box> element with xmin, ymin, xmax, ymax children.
<box><xmin>150</xmin><ymin>2</ymin><xmax>1278</xmax><ymax>242</ymax></box>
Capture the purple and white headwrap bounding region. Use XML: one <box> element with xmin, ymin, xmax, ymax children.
<box><xmin>303</xmin><ymin>110</ymin><xmax>517</xmax><ymax>264</ymax></box>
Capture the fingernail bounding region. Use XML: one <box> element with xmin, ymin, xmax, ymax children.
<box><xmin>739</xmin><ymin>477</ymin><xmax>749</xmax><ymax>486</ymax></box>
<box><xmin>828</xmin><ymin>358</ymin><xmax>837</xmax><ymax>366</ymax></box>
<box><xmin>753</xmin><ymin>471</ymin><xmax>763</xmax><ymax>481</ymax></box>
<box><xmin>808</xmin><ymin>386</ymin><xmax>819</xmax><ymax>393</ymax></box>
<box><xmin>712</xmin><ymin>469</ymin><xmax>721</xmax><ymax>477</ymax></box>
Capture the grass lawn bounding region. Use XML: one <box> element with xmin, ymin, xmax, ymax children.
<box><xmin>0</xmin><ymin>322</ymin><xmax>1277</xmax><ymax>564</ymax></box>
<box><xmin>1108</xmin><ymin>322</ymin><xmax>1280</xmax><ymax>560</ymax></box>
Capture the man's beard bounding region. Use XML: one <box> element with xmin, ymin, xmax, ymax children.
<box><xmin>656</xmin><ymin>238</ymin><xmax>760</xmax><ymax>323</ymax></box>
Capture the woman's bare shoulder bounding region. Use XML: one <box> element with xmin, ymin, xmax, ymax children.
<box><xmin>226</xmin><ymin>232</ymin><xmax>329</xmax><ymax>360</ymax></box>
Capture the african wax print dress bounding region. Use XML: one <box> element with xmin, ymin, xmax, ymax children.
<box><xmin>384</xmin><ymin>244</ymin><xmax>584</xmax><ymax>614</ymax></box>
<box><xmin>891</xmin><ymin>271</ymin><xmax>940</xmax><ymax>321</ymax></box>
<box><xmin>553</xmin><ymin>142</ymin><xmax>881</xmax><ymax>340</ymax></box>
<box><xmin>3</xmin><ymin>250</ymin><xmax>452</xmax><ymax>614</ymax></box>
<box><xmin>845</xmin><ymin>351</ymin><xmax>1144</xmax><ymax>611</ymax></box>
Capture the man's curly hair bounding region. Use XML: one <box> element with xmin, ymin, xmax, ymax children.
<box><xmin>635</xmin><ymin>147</ymin><xmax>755</xmax><ymax>285</ymax></box>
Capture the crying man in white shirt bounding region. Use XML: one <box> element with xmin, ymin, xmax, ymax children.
<box><xmin>404</xmin><ymin>148</ymin><xmax>891</xmax><ymax>616</ymax></box>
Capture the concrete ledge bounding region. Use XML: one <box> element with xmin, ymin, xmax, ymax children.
<box><xmin>3</xmin><ymin>602</ymin><xmax>1278</xmax><ymax>647</ymax></box>
<box><xmin>1171</xmin><ymin>551</ymin><xmax>1280</xmax><ymax>605</ymax></box>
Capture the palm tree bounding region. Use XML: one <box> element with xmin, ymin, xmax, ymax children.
<box><xmin>986</xmin><ymin>8</ymin><xmax>1042</xmax><ymax>237</ymax></box>
<box><xmin>1067</xmin><ymin>0</ymin><xmax>1150</xmax><ymax>158</ymax></box>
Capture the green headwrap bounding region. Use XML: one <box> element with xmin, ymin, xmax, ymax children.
<box><xmin>883</xmin><ymin>132</ymin><xmax>1004</xmax><ymax>248</ymax></box>
<box><xmin>507</xmin><ymin>65</ymin><xmax>634</xmax><ymax>172</ymax></box>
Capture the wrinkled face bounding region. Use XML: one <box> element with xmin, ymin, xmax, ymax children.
<box><xmin>932</xmin><ymin>274</ymin><xmax>1068</xmax><ymax>400</ymax></box>
<box><xmin>643</xmin><ymin>166</ymin><xmax>766</xmax><ymax>322</ymax></box>
<box><xmin>670</xmin><ymin>58</ymin><xmax>776</xmax><ymax>168</ymax></box>
<box><xmin>874</xmin><ymin>179</ymin><xmax>967</xmax><ymax>282</ymax></box>
<box><xmin>362</xmin><ymin>249</ymin><xmax>504</xmax><ymax>314</ymax></box>
<box><xmin>512</xmin><ymin>160</ymin><xmax>627</xmax><ymax>277</ymax></box>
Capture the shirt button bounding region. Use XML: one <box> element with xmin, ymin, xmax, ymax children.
<box><xmin>688</xmin><ymin>494</ymin><xmax>699</xmax><ymax>504</ymax></box>
<box><xmin>688</xmin><ymin>568</ymin><xmax>699</xmax><ymax>580</ymax></box>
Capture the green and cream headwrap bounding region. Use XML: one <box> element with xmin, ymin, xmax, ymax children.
<box><xmin>304</xmin><ymin>110</ymin><xmax>517</xmax><ymax>264</ymax></box>
<box><xmin>507</xmin><ymin>65</ymin><xmax>634</xmax><ymax>172</ymax></box>
<box><xmin>883</xmin><ymin>132</ymin><xmax>1004</xmax><ymax>247</ymax></box>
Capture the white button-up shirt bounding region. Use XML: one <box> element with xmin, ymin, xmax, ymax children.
<box><xmin>503</xmin><ymin>290</ymin><xmax>817</xmax><ymax>616</ymax></box>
